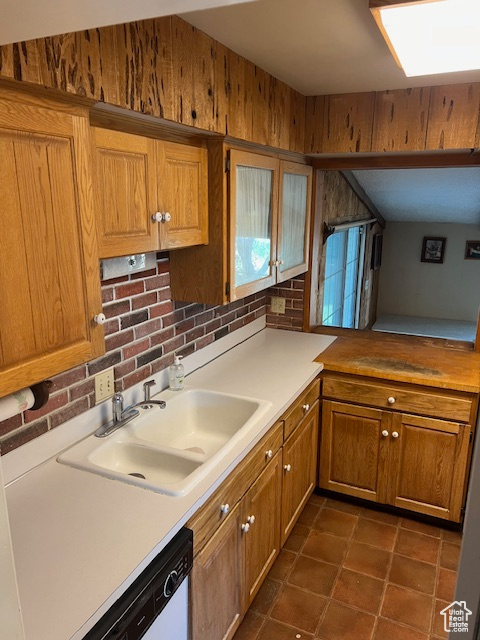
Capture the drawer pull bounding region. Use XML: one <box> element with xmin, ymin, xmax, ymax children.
<box><xmin>220</xmin><ymin>504</ymin><xmax>230</xmax><ymax>514</ymax></box>
<box><xmin>247</xmin><ymin>514</ymin><xmax>255</xmax><ymax>525</ymax></box>
<box><xmin>241</xmin><ymin>522</ymin><xmax>250</xmax><ymax>533</ymax></box>
<box><xmin>284</xmin><ymin>464</ymin><xmax>292</xmax><ymax>472</ymax></box>
<box><xmin>387</xmin><ymin>397</ymin><xmax>396</xmax><ymax>404</ymax></box>
<box><xmin>302</xmin><ymin>403</ymin><xmax>310</xmax><ymax>412</ymax></box>
<box><xmin>392</xmin><ymin>431</ymin><xmax>399</xmax><ymax>439</ymax></box>
<box><xmin>382</xmin><ymin>430</ymin><xmax>389</xmax><ymax>437</ymax></box>
<box><xmin>266</xmin><ymin>449</ymin><xmax>273</xmax><ymax>459</ymax></box>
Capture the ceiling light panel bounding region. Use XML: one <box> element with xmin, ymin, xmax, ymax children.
<box><xmin>371</xmin><ymin>0</ymin><xmax>480</xmax><ymax>77</ymax></box>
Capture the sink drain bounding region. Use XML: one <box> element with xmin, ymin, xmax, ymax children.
<box><xmin>128</xmin><ymin>472</ymin><xmax>146</xmax><ymax>479</ymax></box>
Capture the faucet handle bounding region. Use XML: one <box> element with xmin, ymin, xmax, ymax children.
<box><xmin>112</xmin><ymin>392</ymin><xmax>124</xmax><ymax>422</ymax></box>
<box><xmin>143</xmin><ymin>379</ymin><xmax>156</xmax><ymax>402</ymax></box>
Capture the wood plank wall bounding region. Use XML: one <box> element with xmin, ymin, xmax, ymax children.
<box><xmin>305</xmin><ymin>84</ymin><xmax>480</xmax><ymax>154</ymax></box>
<box><xmin>0</xmin><ymin>16</ymin><xmax>306</xmax><ymax>153</ymax></box>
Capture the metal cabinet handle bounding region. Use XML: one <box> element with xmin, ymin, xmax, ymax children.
<box><xmin>220</xmin><ymin>504</ymin><xmax>230</xmax><ymax>514</ymax></box>
<box><xmin>302</xmin><ymin>403</ymin><xmax>310</xmax><ymax>412</ymax></box>
<box><xmin>247</xmin><ymin>515</ymin><xmax>255</xmax><ymax>525</ymax></box>
<box><xmin>94</xmin><ymin>313</ymin><xmax>106</xmax><ymax>325</ymax></box>
<box><xmin>382</xmin><ymin>430</ymin><xmax>389</xmax><ymax>437</ymax></box>
<box><xmin>387</xmin><ymin>397</ymin><xmax>396</xmax><ymax>404</ymax></box>
<box><xmin>266</xmin><ymin>449</ymin><xmax>273</xmax><ymax>459</ymax></box>
<box><xmin>241</xmin><ymin>522</ymin><xmax>250</xmax><ymax>533</ymax></box>
<box><xmin>392</xmin><ymin>431</ymin><xmax>399</xmax><ymax>438</ymax></box>
<box><xmin>284</xmin><ymin>464</ymin><xmax>292</xmax><ymax>472</ymax></box>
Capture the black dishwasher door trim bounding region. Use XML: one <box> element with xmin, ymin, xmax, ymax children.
<box><xmin>83</xmin><ymin>527</ymin><xmax>193</xmax><ymax>640</ymax></box>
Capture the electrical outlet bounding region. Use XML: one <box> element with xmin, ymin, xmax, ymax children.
<box><xmin>95</xmin><ymin>368</ymin><xmax>115</xmax><ymax>404</ymax></box>
<box><xmin>271</xmin><ymin>296</ymin><xmax>286</xmax><ymax>314</ymax></box>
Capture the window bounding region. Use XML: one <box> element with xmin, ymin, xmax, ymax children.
<box><xmin>322</xmin><ymin>226</ymin><xmax>366</xmax><ymax>328</ymax></box>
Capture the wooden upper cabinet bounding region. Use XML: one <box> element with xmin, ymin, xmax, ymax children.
<box><xmin>157</xmin><ymin>141</ymin><xmax>208</xmax><ymax>249</ymax></box>
<box><xmin>229</xmin><ymin>149</ymin><xmax>279</xmax><ymax>300</ymax></box>
<box><xmin>388</xmin><ymin>413</ymin><xmax>471</xmax><ymax>522</ymax></box>
<box><xmin>0</xmin><ymin>89</ymin><xmax>104</xmax><ymax>398</ymax></box>
<box><xmin>93</xmin><ymin>128</ymin><xmax>158</xmax><ymax>258</ymax></box>
<box><xmin>93</xmin><ymin>128</ymin><xmax>208</xmax><ymax>258</ymax></box>
<box><xmin>170</xmin><ymin>143</ymin><xmax>313</xmax><ymax>305</ymax></box>
<box><xmin>277</xmin><ymin>161</ymin><xmax>312</xmax><ymax>282</ymax></box>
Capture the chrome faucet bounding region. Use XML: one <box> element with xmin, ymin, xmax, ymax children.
<box><xmin>95</xmin><ymin>381</ymin><xmax>166</xmax><ymax>438</ymax></box>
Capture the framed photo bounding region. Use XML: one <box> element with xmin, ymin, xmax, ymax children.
<box><xmin>421</xmin><ymin>237</ymin><xmax>446</xmax><ymax>264</ymax></box>
<box><xmin>465</xmin><ymin>241</ymin><xmax>480</xmax><ymax>260</ymax></box>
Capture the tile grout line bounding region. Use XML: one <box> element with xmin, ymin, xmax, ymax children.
<box><xmin>314</xmin><ymin>503</ymin><xmax>361</xmax><ymax>638</ymax></box>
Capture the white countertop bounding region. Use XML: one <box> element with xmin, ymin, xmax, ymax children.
<box><xmin>5</xmin><ymin>328</ymin><xmax>335</xmax><ymax>640</ymax></box>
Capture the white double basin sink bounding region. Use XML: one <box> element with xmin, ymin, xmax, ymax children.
<box><xmin>58</xmin><ymin>389</ymin><xmax>271</xmax><ymax>496</ymax></box>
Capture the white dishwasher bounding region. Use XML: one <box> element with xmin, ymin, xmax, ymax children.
<box><xmin>83</xmin><ymin>528</ymin><xmax>192</xmax><ymax>640</ymax></box>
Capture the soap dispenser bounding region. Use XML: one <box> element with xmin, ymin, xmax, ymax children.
<box><xmin>169</xmin><ymin>354</ymin><xmax>184</xmax><ymax>391</ymax></box>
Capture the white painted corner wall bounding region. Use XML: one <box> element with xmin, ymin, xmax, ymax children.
<box><xmin>377</xmin><ymin>222</ymin><xmax>480</xmax><ymax>322</ymax></box>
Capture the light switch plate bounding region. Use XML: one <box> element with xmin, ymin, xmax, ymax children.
<box><xmin>95</xmin><ymin>368</ymin><xmax>115</xmax><ymax>404</ymax></box>
<box><xmin>271</xmin><ymin>296</ymin><xmax>286</xmax><ymax>314</ymax></box>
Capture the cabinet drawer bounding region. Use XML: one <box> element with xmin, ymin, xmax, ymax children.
<box><xmin>187</xmin><ymin>420</ymin><xmax>283</xmax><ymax>554</ymax></box>
<box><xmin>323</xmin><ymin>376</ymin><xmax>473</xmax><ymax>423</ymax></box>
<box><xmin>284</xmin><ymin>379</ymin><xmax>321</xmax><ymax>440</ymax></box>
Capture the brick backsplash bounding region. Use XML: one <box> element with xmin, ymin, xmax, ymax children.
<box><xmin>0</xmin><ymin>254</ymin><xmax>267</xmax><ymax>455</ymax></box>
<box><xmin>266</xmin><ymin>275</ymin><xmax>306</xmax><ymax>331</ymax></box>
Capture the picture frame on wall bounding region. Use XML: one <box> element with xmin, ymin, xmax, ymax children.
<box><xmin>465</xmin><ymin>241</ymin><xmax>480</xmax><ymax>260</ymax></box>
<box><xmin>421</xmin><ymin>237</ymin><xmax>446</xmax><ymax>264</ymax></box>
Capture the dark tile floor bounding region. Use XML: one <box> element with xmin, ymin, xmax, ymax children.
<box><xmin>233</xmin><ymin>494</ymin><xmax>462</xmax><ymax>640</ymax></box>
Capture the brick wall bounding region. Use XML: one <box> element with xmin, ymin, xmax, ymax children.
<box><xmin>0</xmin><ymin>254</ymin><xmax>266</xmax><ymax>455</ymax></box>
<box><xmin>266</xmin><ymin>275</ymin><xmax>306</xmax><ymax>331</ymax></box>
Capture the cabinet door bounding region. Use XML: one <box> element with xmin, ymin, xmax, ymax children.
<box><xmin>281</xmin><ymin>402</ymin><xmax>319</xmax><ymax>545</ymax></box>
<box><xmin>191</xmin><ymin>502</ymin><xmax>244</xmax><ymax>640</ymax></box>
<box><xmin>156</xmin><ymin>141</ymin><xmax>208</xmax><ymax>250</ymax></box>
<box><xmin>319</xmin><ymin>401</ymin><xmax>389</xmax><ymax>503</ymax></box>
<box><xmin>93</xmin><ymin>128</ymin><xmax>158</xmax><ymax>258</ymax></box>
<box><xmin>277</xmin><ymin>162</ymin><xmax>312</xmax><ymax>282</ymax></box>
<box><xmin>229</xmin><ymin>150</ymin><xmax>279</xmax><ymax>300</ymax></box>
<box><xmin>388</xmin><ymin>413</ymin><xmax>471</xmax><ymax>522</ymax></box>
<box><xmin>243</xmin><ymin>451</ymin><xmax>282</xmax><ymax>606</ymax></box>
<box><xmin>0</xmin><ymin>92</ymin><xmax>104</xmax><ymax>398</ymax></box>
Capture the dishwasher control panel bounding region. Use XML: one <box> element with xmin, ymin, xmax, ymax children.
<box><xmin>83</xmin><ymin>528</ymin><xmax>193</xmax><ymax>640</ymax></box>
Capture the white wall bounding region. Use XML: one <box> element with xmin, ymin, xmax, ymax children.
<box><xmin>0</xmin><ymin>460</ymin><xmax>25</xmax><ymax>640</ymax></box>
<box><xmin>377</xmin><ymin>222</ymin><xmax>480</xmax><ymax>321</ymax></box>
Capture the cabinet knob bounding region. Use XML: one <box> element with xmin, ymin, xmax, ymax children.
<box><xmin>279</xmin><ymin>259</ymin><xmax>285</xmax><ymax>265</ymax></box>
<box><xmin>152</xmin><ymin>212</ymin><xmax>171</xmax><ymax>223</ymax></box>
<box><xmin>247</xmin><ymin>515</ymin><xmax>255</xmax><ymax>525</ymax></box>
<box><xmin>382</xmin><ymin>430</ymin><xmax>389</xmax><ymax>437</ymax></box>
<box><xmin>392</xmin><ymin>431</ymin><xmax>399</xmax><ymax>439</ymax></box>
<box><xmin>94</xmin><ymin>313</ymin><xmax>106</xmax><ymax>325</ymax></box>
<box><xmin>265</xmin><ymin>449</ymin><xmax>273</xmax><ymax>459</ymax></box>
<box><xmin>302</xmin><ymin>403</ymin><xmax>310</xmax><ymax>412</ymax></box>
<box><xmin>387</xmin><ymin>397</ymin><xmax>396</xmax><ymax>404</ymax></box>
<box><xmin>284</xmin><ymin>464</ymin><xmax>292</xmax><ymax>472</ymax></box>
<box><xmin>241</xmin><ymin>522</ymin><xmax>250</xmax><ymax>533</ymax></box>
<box><xmin>220</xmin><ymin>503</ymin><xmax>230</xmax><ymax>514</ymax></box>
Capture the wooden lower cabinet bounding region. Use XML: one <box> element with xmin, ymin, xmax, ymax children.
<box><xmin>191</xmin><ymin>502</ymin><xmax>244</xmax><ymax>640</ymax></box>
<box><xmin>244</xmin><ymin>451</ymin><xmax>282</xmax><ymax>606</ymax></box>
<box><xmin>191</xmin><ymin>455</ymin><xmax>283</xmax><ymax>640</ymax></box>
<box><xmin>281</xmin><ymin>401</ymin><xmax>319</xmax><ymax>544</ymax></box>
<box><xmin>320</xmin><ymin>399</ymin><xmax>471</xmax><ymax>522</ymax></box>
<box><xmin>320</xmin><ymin>401</ymin><xmax>389</xmax><ymax>503</ymax></box>
<box><xmin>388</xmin><ymin>413</ymin><xmax>470</xmax><ymax>522</ymax></box>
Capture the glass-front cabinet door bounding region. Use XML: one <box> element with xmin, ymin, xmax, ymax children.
<box><xmin>277</xmin><ymin>162</ymin><xmax>313</xmax><ymax>282</ymax></box>
<box><xmin>229</xmin><ymin>150</ymin><xmax>279</xmax><ymax>299</ymax></box>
